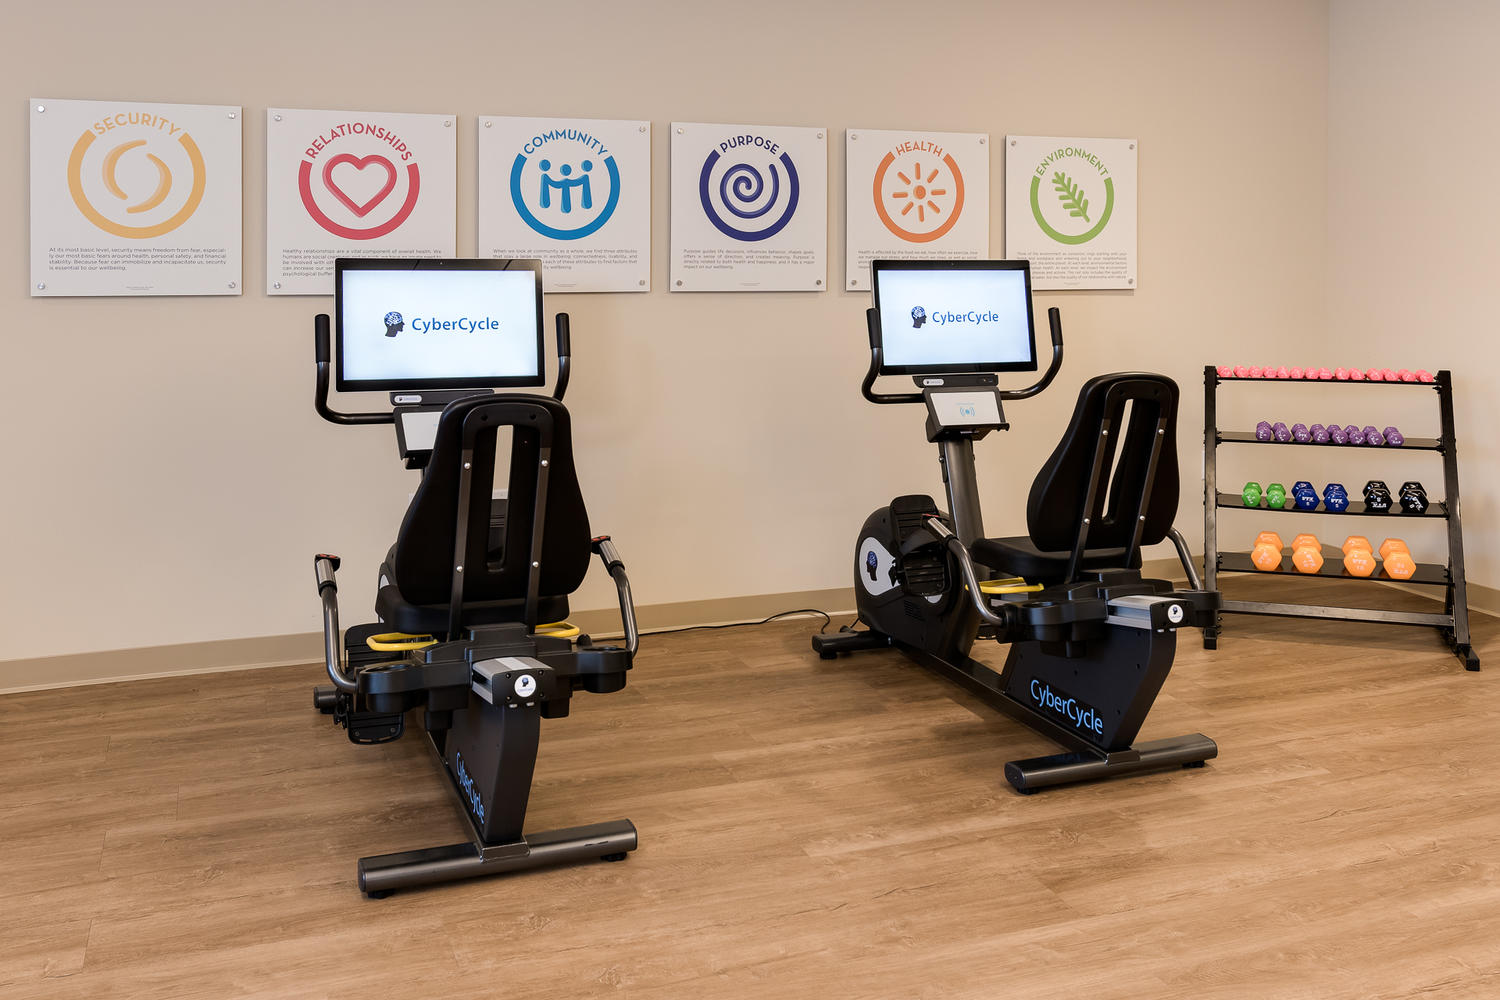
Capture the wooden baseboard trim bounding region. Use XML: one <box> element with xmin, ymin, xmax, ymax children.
<box><xmin>4</xmin><ymin>572</ymin><xmax>1488</xmax><ymax>696</ymax></box>
<box><xmin>0</xmin><ymin>588</ymin><xmax>859</xmax><ymax>695</ymax></box>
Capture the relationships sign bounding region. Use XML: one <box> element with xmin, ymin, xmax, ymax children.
<box><xmin>266</xmin><ymin>107</ymin><xmax>456</xmax><ymax>295</ymax></box>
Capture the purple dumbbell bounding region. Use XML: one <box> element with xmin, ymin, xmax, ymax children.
<box><xmin>1329</xmin><ymin>425</ymin><xmax>1348</xmax><ymax>444</ymax></box>
<box><xmin>1310</xmin><ymin>423</ymin><xmax>1331</xmax><ymax>443</ymax></box>
<box><xmin>1383</xmin><ymin>426</ymin><xmax>1404</xmax><ymax>446</ymax></box>
<box><xmin>1345</xmin><ymin>424</ymin><xmax>1366</xmax><ymax>445</ymax></box>
<box><xmin>1362</xmin><ymin>425</ymin><xmax>1385</xmax><ymax>446</ymax></box>
<box><xmin>1273</xmin><ymin>421</ymin><xmax>1292</xmax><ymax>443</ymax></box>
<box><xmin>1256</xmin><ymin>420</ymin><xmax>1274</xmax><ymax>442</ymax></box>
<box><xmin>1292</xmin><ymin>422</ymin><xmax>1311</xmax><ymax>443</ymax></box>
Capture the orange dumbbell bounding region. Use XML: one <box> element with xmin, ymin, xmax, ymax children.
<box><xmin>1290</xmin><ymin>534</ymin><xmax>1323</xmax><ymax>574</ymax></box>
<box><xmin>1343</xmin><ymin>547</ymin><xmax>1377</xmax><ymax>577</ymax></box>
<box><xmin>1379</xmin><ymin>537</ymin><xmax>1409</xmax><ymax>560</ymax></box>
<box><xmin>1342</xmin><ymin>535</ymin><xmax>1372</xmax><ymax>555</ymax></box>
<box><xmin>1383</xmin><ymin>545</ymin><xmax>1417</xmax><ymax>580</ymax></box>
<box><xmin>1250</xmin><ymin>540</ymin><xmax>1283</xmax><ymax>571</ymax></box>
<box><xmin>1256</xmin><ymin>531</ymin><xmax>1284</xmax><ymax>551</ymax></box>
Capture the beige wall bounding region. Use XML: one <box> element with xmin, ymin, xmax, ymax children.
<box><xmin>0</xmin><ymin>0</ymin><xmax>1331</xmax><ymax>672</ymax></box>
<box><xmin>1327</xmin><ymin>0</ymin><xmax>1497</xmax><ymax>590</ymax></box>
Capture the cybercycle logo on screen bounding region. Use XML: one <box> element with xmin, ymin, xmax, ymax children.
<box><xmin>67</xmin><ymin>110</ymin><xmax>207</xmax><ymax>239</ymax></box>
<box><xmin>922</xmin><ymin>308</ymin><xmax>1000</xmax><ymax>327</ymax></box>
<box><xmin>298</xmin><ymin>119</ymin><xmax>422</xmax><ymax>240</ymax></box>
<box><xmin>509</xmin><ymin>126</ymin><xmax>622</xmax><ymax>240</ymax></box>
<box><xmin>382</xmin><ymin>309</ymin><xmax>500</xmax><ymax>337</ymax></box>
<box><xmin>873</xmin><ymin>139</ymin><xmax>965</xmax><ymax>243</ymax></box>
<box><xmin>698</xmin><ymin>133</ymin><xmax>799</xmax><ymax>242</ymax></box>
<box><xmin>1029</xmin><ymin>144</ymin><xmax>1115</xmax><ymax>245</ymax></box>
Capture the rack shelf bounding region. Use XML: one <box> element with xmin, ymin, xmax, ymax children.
<box><xmin>1217</xmin><ymin>549</ymin><xmax>1449</xmax><ymax>586</ymax></box>
<box><xmin>1202</xmin><ymin>367</ymin><xmax>1476</xmax><ymax>670</ymax></box>
<box><xmin>1213</xmin><ymin>493</ymin><xmax>1450</xmax><ymax>518</ymax></box>
<box><xmin>1216</xmin><ymin>431</ymin><xmax>1443</xmax><ymax>451</ymax></box>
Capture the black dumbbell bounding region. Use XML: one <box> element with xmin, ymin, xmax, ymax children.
<box><xmin>1399</xmin><ymin>482</ymin><xmax>1428</xmax><ymax>514</ymax></box>
<box><xmin>1364</xmin><ymin>480</ymin><xmax>1393</xmax><ymax>513</ymax></box>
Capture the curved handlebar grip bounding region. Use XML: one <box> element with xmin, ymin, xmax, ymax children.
<box><xmin>553</xmin><ymin>313</ymin><xmax>572</xmax><ymax>403</ymax></box>
<box><xmin>865</xmin><ymin>307</ymin><xmax>880</xmax><ymax>350</ymax></box>
<box><xmin>314</xmin><ymin>316</ymin><xmax>395</xmax><ymax>426</ymax></box>
<box><xmin>315</xmin><ymin>314</ymin><xmax>331</xmax><ymax>364</ymax></box>
<box><xmin>1048</xmin><ymin>305</ymin><xmax>1063</xmax><ymax>348</ymax></box>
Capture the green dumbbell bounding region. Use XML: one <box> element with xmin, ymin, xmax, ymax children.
<box><xmin>1265</xmin><ymin>483</ymin><xmax>1287</xmax><ymax>509</ymax></box>
<box><xmin>1242</xmin><ymin>482</ymin><xmax>1263</xmax><ymax>507</ymax></box>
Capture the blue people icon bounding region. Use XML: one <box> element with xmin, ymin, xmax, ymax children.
<box><xmin>911</xmin><ymin>305</ymin><xmax>927</xmax><ymax>329</ymax></box>
<box><xmin>537</xmin><ymin>159</ymin><xmax>594</xmax><ymax>214</ymax></box>
<box><xmin>384</xmin><ymin>311</ymin><xmax>404</xmax><ymax>337</ymax></box>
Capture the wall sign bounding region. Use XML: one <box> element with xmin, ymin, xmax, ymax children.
<box><xmin>670</xmin><ymin>122</ymin><xmax>827</xmax><ymax>292</ymax></box>
<box><xmin>266</xmin><ymin>107</ymin><xmax>457</xmax><ymax>295</ymax></box>
<box><xmin>29</xmin><ymin>98</ymin><xmax>243</xmax><ymax>297</ymax></box>
<box><xmin>478</xmin><ymin>116</ymin><xmax>651</xmax><ymax>293</ymax></box>
<box><xmin>845</xmin><ymin>128</ymin><xmax>989</xmax><ymax>290</ymax></box>
<box><xmin>1004</xmin><ymin>135</ymin><xmax>1137</xmax><ymax>290</ymax></box>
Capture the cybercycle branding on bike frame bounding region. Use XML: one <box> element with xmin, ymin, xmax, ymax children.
<box><xmin>1029</xmin><ymin>679</ymin><xmax>1105</xmax><ymax>737</ymax></box>
<box><xmin>454</xmin><ymin>751</ymin><xmax>485</xmax><ymax>823</ymax></box>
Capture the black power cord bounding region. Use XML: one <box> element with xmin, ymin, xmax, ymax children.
<box><xmin>642</xmin><ymin>608</ymin><xmax>859</xmax><ymax>637</ymax></box>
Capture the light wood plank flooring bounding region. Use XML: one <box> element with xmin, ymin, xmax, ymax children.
<box><xmin>2</xmin><ymin>579</ymin><xmax>1496</xmax><ymax>999</ymax></box>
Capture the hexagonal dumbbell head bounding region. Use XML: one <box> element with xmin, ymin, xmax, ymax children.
<box><xmin>1343</xmin><ymin>548</ymin><xmax>1378</xmax><ymax>577</ymax></box>
<box><xmin>1342</xmin><ymin>535</ymin><xmax>1373</xmax><ymax>555</ymax></box>
<box><xmin>1362</xmin><ymin>426</ymin><xmax>1386</xmax><ymax>446</ymax></box>
<box><xmin>1383</xmin><ymin>549</ymin><xmax>1416</xmax><ymax>580</ymax></box>
<box><xmin>1400</xmin><ymin>491</ymin><xmax>1429</xmax><ymax>514</ymax></box>
<box><xmin>1256</xmin><ymin>420</ymin><xmax>1274</xmax><ymax>442</ymax></box>
<box><xmin>1378</xmin><ymin>537</ymin><xmax>1409</xmax><ymax>560</ymax></box>
<box><xmin>1265</xmin><ymin>483</ymin><xmax>1288</xmax><ymax>508</ymax></box>
<box><xmin>1292</xmin><ymin>545</ymin><xmax>1325</xmax><ymax>574</ymax></box>
<box><xmin>1383</xmin><ymin>426</ymin><xmax>1404</xmax><ymax>446</ymax></box>
<box><xmin>1291</xmin><ymin>533</ymin><xmax>1320</xmax><ymax>552</ymax></box>
<box><xmin>1329</xmin><ymin>425</ymin><xmax>1349</xmax><ymax>445</ymax></box>
<box><xmin>1242</xmin><ymin>482</ymin><xmax>1263</xmax><ymax>507</ymax></box>
<box><xmin>1251</xmin><ymin>542</ymin><xmax>1283</xmax><ymax>571</ymax></box>
<box><xmin>1273</xmin><ymin>422</ymin><xmax>1293</xmax><ymax>443</ymax></box>
<box><xmin>1323</xmin><ymin>492</ymin><xmax>1350</xmax><ymax>513</ymax></box>
<box><xmin>1345</xmin><ymin>425</ymin><xmax>1366</xmax><ymax>445</ymax></box>
<box><xmin>1256</xmin><ymin>531</ymin><xmax>1285</xmax><ymax>551</ymax></box>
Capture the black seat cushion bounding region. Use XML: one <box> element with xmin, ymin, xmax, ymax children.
<box><xmin>971</xmin><ymin>535</ymin><xmax>1141</xmax><ymax>585</ymax></box>
<box><xmin>375</xmin><ymin>586</ymin><xmax>570</xmax><ymax>636</ymax></box>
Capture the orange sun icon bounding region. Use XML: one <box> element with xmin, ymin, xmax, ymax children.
<box><xmin>872</xmin><ymin>150</ymin><xmax>966</xmax><ymax>243</ymax></box>
<box><xmin>889</xmin><ymin>161</ymin><xmax>948</xmax><ymax>223</ymax></box>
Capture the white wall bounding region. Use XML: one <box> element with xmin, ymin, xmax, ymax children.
<box><xmin>1327</xmin><ymin>0</ymin><xmax>1498</xmax><ymax>591</ymax></box>
<box><xmin>0</xmin><ymin>0</ymin><xmax>1331</xmax><ymax>668</ymax></box>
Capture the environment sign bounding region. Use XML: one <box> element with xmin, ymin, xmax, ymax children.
<box><xmin>1004</xmin><ymin>135</ymin><xmax>1137</xmax><ymax>290</ymax></box>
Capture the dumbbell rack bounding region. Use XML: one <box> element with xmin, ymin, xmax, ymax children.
<box><xmin>1202</xmin><ymin>367</ymin><xmax>1477</xmax><ymax>670</ymax></box>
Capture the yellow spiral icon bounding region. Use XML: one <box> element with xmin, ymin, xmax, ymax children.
<box><xmin>67</xmin><ymin>129</ymin><xmax>206</xmax><ymax>239</ymax></box>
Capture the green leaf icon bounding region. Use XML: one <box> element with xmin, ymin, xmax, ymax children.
<box><xmin>1052</xmin><ymin>171</ymin><xmax>1091</xmax><ymax>222</ymax></box>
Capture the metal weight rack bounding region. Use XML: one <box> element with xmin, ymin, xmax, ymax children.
<box><xmin>1202</xmin><ymin>367</ymin><xmax>1477</xmax><ymax>670</ymax></box>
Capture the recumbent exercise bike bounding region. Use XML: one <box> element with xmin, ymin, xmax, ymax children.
<box><xmin>812</xmin><ymin>259</ymin><xmax>1220</xmax><ymax>792</ymax></box>
<box><xmin>310</xmin><ymin>258</ymin><xmax>638</xmax><ymax>896</ymax></box>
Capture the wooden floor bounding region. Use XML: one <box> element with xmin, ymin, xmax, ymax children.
<box><xmin>3</xmin><ymin>579</ymin><xmax>1497</xmax><ymax>999</ymax></box>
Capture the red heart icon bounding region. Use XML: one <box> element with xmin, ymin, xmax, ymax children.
<box><xmin>321</xmin><ymin>154</ymin><xmax>398</xmax><ymax>218</ymax></box>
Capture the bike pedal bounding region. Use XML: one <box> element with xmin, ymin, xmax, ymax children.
<box><xmin>346</xmin><ymin>711</ymin><xmax>405</xmax><ymax>745</ymax></box>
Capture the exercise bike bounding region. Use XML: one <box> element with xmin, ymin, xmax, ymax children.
<box><xmin>812</xmin><ymin>259</ymin><xmax>1219</xmax><ymax>792</ymax></box>
<box><xmin>310</xmin><ymin>258</ymin><xmax>639</xmax><ymax>896</ymax></box>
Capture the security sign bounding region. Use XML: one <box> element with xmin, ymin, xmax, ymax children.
<box><xmin>30</xmin><ymin>98</ymin><xmax>243</xmax><ymax>296</ymax></box>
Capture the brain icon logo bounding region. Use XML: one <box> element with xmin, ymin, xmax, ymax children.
<box><xmin>911</xmin><ymin>306</ymin><xmax>927</xmax><ymax>329</ymax></box>
<box><xmin>384</xmin><ymin>311</ymin><xmax>405</xmax><ymax>337</ymax></box>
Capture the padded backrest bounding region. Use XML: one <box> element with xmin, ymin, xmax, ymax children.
<box><xmin>1026</xmin><ymin>373</ymin><xmax>1180</xmax><ymax>552</ymax></box>
<box><xmin>391</xmin><ymin>394</ymin><xmax>591</xmax><ymax>606</ymax></box>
